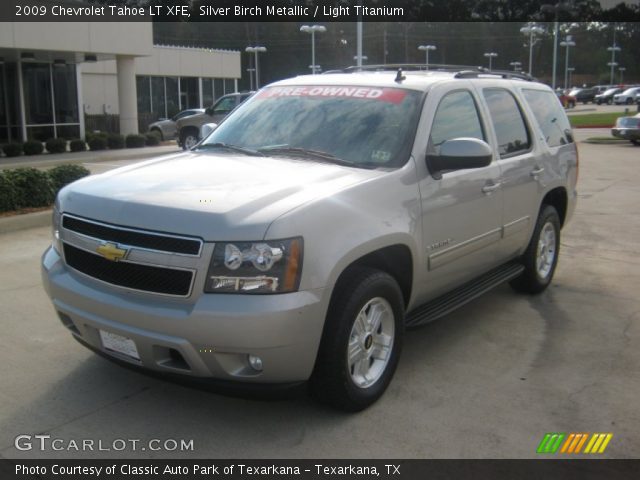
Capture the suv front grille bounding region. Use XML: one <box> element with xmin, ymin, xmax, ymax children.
<box><xmin>63</xmin><ymin>244</ymin><xmax>193</xmax><ymax>296</ymax></box>
<box><xmin>62</xmin><ymin>215</ymin><xmax>202</xmax><ymax>256</ymax></box>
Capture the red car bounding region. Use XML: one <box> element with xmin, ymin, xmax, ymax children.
<box><xmin>556</xmin><ymin>91</ymin><xmax>576</xmax><ymax>108</ymax></box>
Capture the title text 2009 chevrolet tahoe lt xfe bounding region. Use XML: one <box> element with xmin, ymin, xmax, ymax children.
<box><xmin>42</xmin><ymin>67</ymin><xmax>577</xmax><ymax>411</ymax></box>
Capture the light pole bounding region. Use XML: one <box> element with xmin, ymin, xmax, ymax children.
<box><xmin>559</xmin><ymin>36</ymin><xmax>575</xmax><ymax>90</ymax></box>
<box><xmin>418</xmin><ymin>45</ymin><xmax>436</xmax><ymax>70</ymax></box>
<box><xmin>300</xmin><ymin>25</ymin><xmax>326</xmax><ymax>75</ymax></box>
<box><xmin>607</xmin><ymin>46</ymin><xmax>621</xmax><ymax>86</ymax></box>
<box><xmin>519</xmin><ymin>24</ymin><xmax>544</xmax><ymax>76</ymax></box>
<box><xmin>510</xmin><ymin>61</ymin><xmax>522</xmax><ymax>72</ymax></box>
<box><xmin>618</xmin><ymin>66</ymin><xmax>626</xmax><ymax>84</ymax></box>
<box><xmin>567</xmin><ymin>67</ymin><xmax>575</xmax><ymax>88</ymax></box>
<box><xmin>245</xmin><ymin>46</ymin><xmax>266</xmax><ymax>88</ymax></box>
<box><xmin>540</xmin><ymin>2</ymin><xmax>575</xmax><ymax>89</ymax></box>
<box><xmin>484</xmin><ymin>52</ymin><xmax>498</xmax><ymax>71</ymax></box>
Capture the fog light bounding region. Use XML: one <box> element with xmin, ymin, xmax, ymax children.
<box><xmin>248</xmin><ymin>355</ymin><xmax>263</xmax><ymax>372</ymax></box>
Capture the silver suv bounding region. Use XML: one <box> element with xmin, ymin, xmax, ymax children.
<box><xmin>42</xmin><ymin>66</ymin><xmax>578</xmax><ymax>411</ymax></box>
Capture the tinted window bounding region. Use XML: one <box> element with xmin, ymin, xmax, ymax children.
<box><xmin>213</xmin><ymin>96</ymin><xmax>236</xmax><ymax>113</ymax></box>
<box><xmin>523</xmin><ymin>89</ymin><xmax>573</xmax><ymax>147</ymax></box>
<box><xmin>429</xmin><ymin>90</ymin><xmax>484</xmax><ymax>149</ymax></box>
<box><xmin>483</xmin><ymin>89</ymin><xmax>531</xmax><ymax>157</ymax></box>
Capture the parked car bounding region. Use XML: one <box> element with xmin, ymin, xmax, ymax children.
<box><xmin>595</xmin><ymin>87</ymin><xmax>622</xmax><ymax>105</ymax></box>
<box><xmin>611</xmin><ymin>114</ymin><xmax>640</xmax><ymax>145</ymax></box>
<box><xmin>42</xmin><ymin>66</ymin><xmax>577</xmax><ymax>411</ymax></box>
<box><xmin>557</xmin><ymin>91</ymin><xmax>576</xmax><ymax>108</ymax></box>
<box><xmin>570</xmin><ymin>87</ymin><xmax>597</xmax><ymax>104</ymax></box>
<box><xmin>613</xmin><ymin>87</ymin><xmax>640</xmax><ymax>105</ymax></box>
<box><xmin>176</xmin><ymin>92</ymin><xmax>253</xmax><ymax>150</ymax></box>
<box><xmin>147</xmin><ymin>108</ymin><xmax>204</xmax><ymax>140</ymax></box>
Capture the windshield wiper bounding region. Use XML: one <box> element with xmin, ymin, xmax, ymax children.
<box><xmin>257</xmin><ymin>146</ymin><xmax>357</xmax><ymax>167</ymax></box>
<box><xmin>195</xmin><ymin>142</ymin><xmax>264</xmax><ymax>156</ymax></box>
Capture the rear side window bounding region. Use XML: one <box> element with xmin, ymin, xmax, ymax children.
<box><xmin>523</xmin><ymin>89</ymin><xmax>574</xmax><ymax>147</ymax></box>
<box><xmin>429</xmin><ymin>90</ymin><xmax>485</xmax><ymax>149</ymax></box>
<box><xmin>483</xmin><ymin>88</ymin><xmax>531</xmax><ymax>157</ymax></box>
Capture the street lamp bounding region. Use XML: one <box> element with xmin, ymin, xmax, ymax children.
<box><xmin>567</xmin><ymin>67</ymin><xmax>575</xmax><ymax>88</ymax></box>
<box><xmin>300</xmin><ymin>25</ymin><xmax>327</xmax><ymax>75</ymax></box>
<box><xmin>559</xmin><ymin>36</ymin><xmax>575</xmax><ymax>90</ymax></box>
<box><xmin>418</xmin><ymin>45</ymin><xmax>436</xmax><ymax>70</ymax></box>
<box><xmin>540</xmin><ymin>2</ymin><xmax>575</xmax><ymax>89</ymax></box>
<box><xmin>607</xmin><ymin>45</ymin><xmax>621</xmax><ymax>85</ymax></box>
<box><xmin>484</xmin><ymin>52</ymin><xmax>498</xmax><ymax>71</ymax></box>
<box><xmin>618</xmin><ymin>66</ymin><xmax>626</xmax><ymax>84</ymax></box>
<box><xmin>510</xmin><ymin>61</ymin><xmax>522</xmax><ymax>72</ymax></box>
<box><xmin>245</xmin><ymin>46</ymin><xmax>266</xmax><ymax>88</ymax></box>
<box><xmin>519</xmin><ymin>24</ymin><xmax>544</xmax><ymax>76</ymax></box>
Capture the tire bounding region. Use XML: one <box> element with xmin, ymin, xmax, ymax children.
<box><xmin>626</xmin><ymin>98</ymin><xmax>633</xmax><ymax>105</ymax></box>
<box><xmin>311</xmin><ymin>267</ymin><xmax>404</xmax><ymax>411</ymax></box>
<box><xmin>510</xmin><ymin>205</ymin><xmax>561</xmax><ymax>294</ymax></box>
<box><xmin>607</xmin><ymin>99</ymin><xmax>613</xmax><ymax>105</ymax></box>
<box><xmin>631</xmin><ymin>140</ymin><xmax>640</xmax><ymax>146</ymax></box>
<box><xmin>150</xmin><ymin>128</ymin><xmax>164</xmax><ymax>141</ymax></box>
<box><xmin>180</xmin><ymin>129</ymin><xmax>199</xmax><ymax>151</ymax></box>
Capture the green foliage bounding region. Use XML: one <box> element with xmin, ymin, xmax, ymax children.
<box><xmin>4</xmin><ymin>168</ymin><xmax>54</xmax><ymax>208</ymax></box>
<box><xmin>88</xmin><ymin>136</ymin><xmax>107</xmax><ymax>151</ymax></box>
<box><xmin>2</xmin><ymin>143</ymin><xmax>22</xmax><ymax>158</ymax></box>
<box><xmin>45</xmin><ymin>138</ymin><xmax>67</xmax><ymax>154</ymax></box>
<box><xmin>0</xmin><ymin>171</ymin><xmax>18</xmax><ymax>212</ymax></box>
<box><xmin>145</xmin><ymin>131</ymin><xmax>161</xmax><ymax>146</ymax></box>
<box><xmin>569</xmin><ymin>112</ymin><xmax>630</xmax><ymax>128</ymax></box>
<box><xmin>107</xmin><ymin>133</ymin><xmax>125</xmax><ymax>149</ymax></box>
<box><xmin>69</xmin><ymin>139</ymin><xmax>87</xmax><ymax>152</ymax></box>
<box><xmin>126</xmin><ymin>134</ymin><xmax>146</xmax><ymax>148</ymax></box>
<box><xmin>23</xmin><ymin>140</ymin><xmax>44</xmax><ymax>156</ymax></box>
<box><xmin>48</xmin><ymin>165</ymin><xmax>91</xmax><ymax>194</ymax></box>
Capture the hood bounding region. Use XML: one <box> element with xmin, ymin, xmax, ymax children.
<box><xmin>58</xmin><ymin>151</ymin><xmax>383</xmax><ymax>241</ymax></box>
<box><xmin>176</xmin><ymin>112</ymin><xmax>208</xmax><ymax>127</ymax></box>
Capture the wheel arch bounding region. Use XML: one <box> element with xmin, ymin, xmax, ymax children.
<box><xmin>541</xmin><ymin>186</ymin><xmax>568</xmax><ymax>228</ymax></box>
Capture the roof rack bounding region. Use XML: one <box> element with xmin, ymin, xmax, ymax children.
<box><xmin>324</xmin><ymin>63</ymin><xmax>535</xmax><ymax>82</ymax></box>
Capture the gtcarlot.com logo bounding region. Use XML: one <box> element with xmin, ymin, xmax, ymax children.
<box><xmin>14</xmin><ymin>434</ymin><xmax>194</xmax><ymax>452</ymax></box>
<box><xmin>537</xmin><ymin>433</ymin><xmax>613</xmax><ymax>454</ymax></box>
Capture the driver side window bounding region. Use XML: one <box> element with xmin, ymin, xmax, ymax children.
<box><xmin>429</xmin><ymin>90</ymin><xmax>485</xmax><ymax>152</ymax></box>
<box><xmin>213</xmin><ymin>97</ymin><xmax>236</xmax><ymax>114</ymax></box>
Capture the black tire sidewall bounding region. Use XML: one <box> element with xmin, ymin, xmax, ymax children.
<box><xmin>312</xmin><ymin>268</ymin><xmax>404</xmax><ymax>411</ymax></box>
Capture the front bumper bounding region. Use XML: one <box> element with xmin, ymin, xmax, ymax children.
<box><xmin>41</xmin><ymin>246</ymin><xmax>328</xmax><ymax>384</ymax></box>
<box><xmin>611</xmin><ymin>128</ymin><xmax>640</xmax><ymax>140</ymax></box>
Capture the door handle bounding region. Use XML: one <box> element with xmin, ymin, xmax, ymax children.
<box><xmin>530</xmin><ymin>167</ymin><xmax>545</xmax><ymax>177</ymax></box>
<box><xmin>482</xmin><ymin>182</ymin><xmax>501</xmax><ymax>194</ymax></box>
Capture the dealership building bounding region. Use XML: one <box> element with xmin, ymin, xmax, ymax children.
<box><xmin>0</xmin><ymin>22</ymin><xmax>241</xmax><ymax>143</ymax></box>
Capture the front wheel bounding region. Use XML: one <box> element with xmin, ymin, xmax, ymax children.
<box><xmin>180</xmin><ymin>130</ymin><xmax>199</xmax><ymax>150</ymax></box>
<box><xmin>311</xmin><ymin>267</ymin><xmax>404</xmax><ymax>411</ymax></box>
<box><xmin>510</xmin><ymin>205</ymin><xmax>561</xmax><ymax>294</ymax></box>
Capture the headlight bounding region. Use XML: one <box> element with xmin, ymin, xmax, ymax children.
<box><xmin>204</xmin><ymin>237</ymin><xmax>303</xmax><ymax>294</ymax></box>
<box><xmin>51</xmin><ymin>208</ymin><xmax>62</xmax><ymax>254</ymax></box>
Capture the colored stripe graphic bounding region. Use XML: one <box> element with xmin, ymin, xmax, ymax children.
<box><xmin>537</xmin><ymin>433</ymin><xmax>566</xmax><ymax>453</ymax></box>
<box><xmin>538</xmin><ymin>433</ymin><xmax>613</xmax><ymax>454</ymax></box>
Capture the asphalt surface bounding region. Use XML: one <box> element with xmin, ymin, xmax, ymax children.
<box><xmin>0</xmin><ymin>133</ymin><xmax>638</xmax><ymax>459</ymax></box>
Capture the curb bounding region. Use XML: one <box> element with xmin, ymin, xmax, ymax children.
<box><xmin>0</xmin><ymin>209</ymin><xmax>52</xmax><ymax>234</ymax></box>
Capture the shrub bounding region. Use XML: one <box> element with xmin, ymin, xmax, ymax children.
<box><xmin>23</xmin><ymin>140</ymin><xmax>44</xmax><ymax>156</ymax></box>
<box><xmin>48</xmin><ymin>164</ymin><xmax>91</xmax><ymax>194</ymax></box>
<box><xmin>145</xmin><ymin>131</ymin><xmax>161</xmax><ymax>146</ymax></box>
<box><xmin>2</xmin><ymin>143</ymin><xmax>22</xmax><ymax>158</ymax></box>
<box><xmin>107</xmin><ymin>133</ymin><xmax>125</xmax><ymax>150</ymax></box>
<box><xmin>69</xmin><ymin>139</ymin><xmax>87</xmax><ymax>152</ymax></box>
<box><xmin>4</xmin><ymin>168</ymin><xmax>54</xmax><ymax>208</ymax></box>
<box><xmin>126</xmin><ymin>134</ymin><xmax>146</xmax><ymax>148</ymax></box>
<box><xmin>0</xmin><ymin>171</ymin><xmax>18</xmax><ymax>212</ymax></box>
<box><xmin>45</xmin><ymin>137</ymin><xmax>67</xmax><ymax>154</ymax></box>
<box><xmin>88</xmin><ymin>136</ymin><xmax>107</xmax><ymax>151</ymax></box>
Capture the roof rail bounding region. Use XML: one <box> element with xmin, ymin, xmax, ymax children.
<box><xmin>323</xmin><ymin>63</ymin><xmax>535</xmax><ymax>82</ymax></box>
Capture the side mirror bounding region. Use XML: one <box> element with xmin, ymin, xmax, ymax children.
<box><xmin>205</xmin><ymin>107</ymin><xmax>213</xmax><ymax>116</ymax></box>
<box><xmin>200</xmin><ymin>123</ymin><xmax>218</xmax><ymax>139</ymax></box>
<box><xmin>427</xmin><ymin>138</ymin><xmax>493</xmax><ymax>178</ymax></box>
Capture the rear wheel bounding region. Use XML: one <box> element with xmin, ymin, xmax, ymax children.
<box><xmin>510</xmin><ymin>205</ymin><xmax>561</xmax><ymax>294</ymax></box>
<box><xmin>311</xmin><ymin>267</ymin><xmax>404</xmax><ymax>411</ymax></box>
<box><xmin>607</xmin><ymin>98</ymin><xmax>613</xmax><ymax>105</ymax></box>
<box><xmin>626</xmin><ymin>98</ymin><xmax>633</xmax><ymax>105</ymax></box>
<box><xmin>150</xmin><ymin>128</ymin><xmax>163</xmax><ymax>141</ymax></box>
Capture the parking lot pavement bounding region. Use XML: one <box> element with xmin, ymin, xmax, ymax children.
<box><xmin>0</xmin><ymin>140</ymin><xmax>638</xmax><ymax>460</ymax></box>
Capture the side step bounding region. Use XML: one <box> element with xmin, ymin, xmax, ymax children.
<box><xmin>405</xmin><ymin>261</ymin><xmax>524</xmax><ymax>328</ymax></box>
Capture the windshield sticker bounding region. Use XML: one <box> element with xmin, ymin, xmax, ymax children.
<box><xmin>258</xmin><ymin>86</ymin><xmax>407</xmax><ymax>104</ymax></box>
<box><xmin>371</xmin><ymin>150</ymin><xmax>392</xmax><ymax>163</ymax></box>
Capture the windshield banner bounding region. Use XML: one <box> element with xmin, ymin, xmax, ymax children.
<box><xmin>257</xmin><ymin>86</ymin><xmax>408</xmax><ymax>104</ymax></box>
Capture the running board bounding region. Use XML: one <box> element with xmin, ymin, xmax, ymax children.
<box><xmin>405</xmin><ymin>261</ymin><xmax>524</xmax><ymax>328</ymax></box>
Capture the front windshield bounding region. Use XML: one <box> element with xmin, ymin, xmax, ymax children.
<box><xmin>201</xmin><ymin>85</ymin><xmax>423</xmax><ymax>167</ymax></box>
<box><xmin>603</xmin><ymin>88</ymin><xmax>619</xmax><ymax>95</ymax></box>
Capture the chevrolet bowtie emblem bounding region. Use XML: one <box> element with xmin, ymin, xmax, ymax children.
<box><xmin>96</xmin><ymin>242</ymin><xmax>128</xmax><ymax>262</ymax></box>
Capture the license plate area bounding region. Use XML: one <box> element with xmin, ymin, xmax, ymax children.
<box><xmin>99</xmin><ymin>330</ymin><xmax>140</xmax><ymax>361</ymax></box>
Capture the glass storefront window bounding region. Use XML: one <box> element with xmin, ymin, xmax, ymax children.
<box><xmin>53</xmin><ymin>64</ymin><xmax>78</xmax><ymax>124</ymax></box>
<box><xmin>136</xmin><ymin>76</ymin><xmax>151</xmax><ymax>114</ymax></box>
<box><xmin>151</xmin><ymin>76</ymin><xmax>164</xmax><ymax>119</ymax></box>
<box><xmin>23</xmin><ymin>63</ymin><xmax>53</xmax><ymax>125</ymax></box>
<box><xmin>180</xmin><ymin>77</ymin><xmax>199</xmax><ymax>109</ymax></box>
<box><xmin>56</xmin><ymin>125</ymin><xmax>80</xmax><ymax>140</ymax></box>
<box><xmin>165</xmin><ymin>77</ymin><xmax>179</xmax><ymax>117</ymax></box>
<box><xmin>202</xmin><ymin>78</ymin><xmax>213</xmax><ymax>108</ymax></box>
<box><xmin>214</xmin><ymin>79</ymin><xmax>224</xmax><ymax>99</ymax></box>
<box><xmin>224</xmin><ymin>79</ymin><xmax>235</xmax><ymax>94</ymax></box>
<box><xmin>27</xmin><ymin>125</ymin><xmax>54</xmax><ymax>142</ymax></box>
